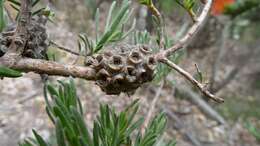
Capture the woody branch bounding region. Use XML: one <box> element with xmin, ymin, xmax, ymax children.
<box><xmin>0</xmin><ymin>0</ymin><xmax>223</xmax><ymax>102</ymax></box>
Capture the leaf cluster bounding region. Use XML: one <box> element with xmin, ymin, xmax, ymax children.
<box><xmin>19</xmin><ymin>78</ymin><xmax>175</xmax><ymax>146</ymax></box>
<box><xmin>78</xmin><ymin>0</ymin><xmax>136</xmax><ymax>56</ymax></box>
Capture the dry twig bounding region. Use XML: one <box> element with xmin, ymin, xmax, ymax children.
<box><xmin>155</xmin><ymin>0</ymin><xmax>213</xmax><ymax>58</ymax></box>
<box><xmin>141</xmin><ymin>81</ymin><xmax>164</xmax><ymax>134</ymax></box>
<box><xmin>49</xmin><ymin>40</ymin><xmax>82</xmax><ymax>56</ymax></box>
<box><xmin>161</xmin><ymin>58</ymin><xmax>224</xmax><ymax>103</ymax></box>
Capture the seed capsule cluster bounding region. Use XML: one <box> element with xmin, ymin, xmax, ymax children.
<box><xmin>0</xmin><ymin>24</ymin><xmax>15</xmax><ymax>57</ymax></box>
<box><xmin>85</xmin><ymin>45</ymin><xmax>157</xmax><ymax>95</ymax></box>
<box><xmin>23</xmin><ymin>18</ymin><xmax>48</xmax><ymax>59</ymax></box>
<box><xmin>0</xmin><ymin>17</ymin><xmax>48</xmax><ymax>59</ymax></box>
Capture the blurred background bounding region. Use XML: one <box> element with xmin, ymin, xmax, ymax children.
<box><xmin>0</xmin><ymin>0</ymin><xmax>260</xmax><ymax>146</ymax></box>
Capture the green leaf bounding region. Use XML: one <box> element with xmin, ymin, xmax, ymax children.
<box><xmin>0</xmin><ymin>66</ymin><xmax>23</xmax><ymax>78</ymax></box>
<box><xmin>78</xmin><ymin>34</ymin><xmax>94</xmax><ymax>55</ymax></box>
<box><xmin>43</xmin><ymin>84</ymin><xmax>52</xmax><ymax>111</ymax></box>
<box><xmin>167</xmin><ymin>140</ymin><xmax>177</xmax><ymax>146</ymax></box>
<box><xmin>42</xmin><ymin>6</ymin><xmax>55</xmax><ymax>23</ymax></box>
<box><xmin>32</xmin><ymin>129</ymin><xmax>49</xmax><ymax>146</ymax></box>
<box><xmin>109</xmin><ymin>0</ymin><xmax>130</xmax><ymax>35</ymax></box>
<box><xmin>105</xmin><ymin>1</ymin><xmax>117</xmax><ymax>31</ymax></box>
<box><xmin>94</xmin><ymin>0</ymin><xmax>131</xmax><ymax>53</ymax></box>
<box><xmin>18</xmin><ymin>139</ymin><xmax>35</xmax><ymax>146</ymax></box>
<box><xmin>93</xmin><ymin>121</ymin><xmax>100</xmax><ymax>146</ymax></box>
<box><xmin>45</xmin><ymin>107</ymin><xmax>55</xmax><ymax>124</ymax></box>
<box><xmin>33</xmin><ymin>7</ymin><xmax>45</xmax><ymax>16</ymax></box>
<box><xmin>7</xmin><ymin>0</ymin><xmax>21</xmax><ymax>6</ymax></box>
<box><xmin>95</xmin><ymin>8</ymin><xmax>100</xmax><ymax>44</ymax></box>
<box><xmin>121</xmin><ymin>18</ymin><xmax>136</xmax><ymax>40</ymax></box>
<box><xmin>193</xmin><ymin>64</ymin><xmax>203</xmax><ymax>83</ymax></box>
<box><xmin>126</xmin><ymin>117</ymin><xmax>144</xmax><ymax>136</ymax></box>
<box><xmin>70</xmin><ymin>107</ymin><xmax>93</xmax><ymax>146</ymax></box>
<box><xmin>46</xmin><ymin>83</ymin><xmax>59</xmax><ymax>97</ymax></box>
<box><xmin>139</xmin><ymin>0</ymin><xmax>152</xmax><ymax>6</ymax></box>
<box><xmin>126</xmin><ymin>100</ymin><xmax>139</xmax><ymax>125</ymax></box>
<box><xmin>111</xmin><ymin>118</ymin><xmax>120</xmax><ymax>146</ymax></box>
<box><xmin>53</xmin><ymin>106</ymin><xmax>76</xmax><ymax>140</ymax></box>
<box><xmin>0</xmin><ymin>0</ymin><xmax>6</xmax><ymax>32</ymax></box>
<box><xmin>58</xmin><ymin>85</ymin><xmax>65</xmax><ymax>103</ymax></box>
<box><xmin>22</xmin><ymin>79</ymin><xmax>176</xmax><ymax>146</ymax></box>
<box><xmin>32</xmin><ymin>0</ymin><xmax>41</xmax><ymax>7</ymax></box>
<box><xmin>184</xmin><ymin>0</ymin><xmax>195</xmax><ymax>10</ymax></box>
<box><xmin>76</xmin><ymin>96</ymin><xmax>84</xmax><ymax>115</ymax></box>
<box><xmin>55</xmin><ymin>118</ymin><xmax>67</xmax><ymax>146</ymax></box>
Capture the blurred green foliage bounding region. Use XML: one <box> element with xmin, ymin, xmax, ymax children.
<box><xmin>158</xmin><ymin>0</ymin><xmax>176</xmax><ymax>14</ymax></box>
<box><xmin>222</xmin><ymin>0</ymin><xmax>260</xmax><ymax>41</ymax></box>
<box><xmin>224</xmin><ymin>0</ymin><xmax>260</xmax><ymax>18</ymax></box>
<box><xmin>19</xmin><ymin>78</ymin><xmax>176</xmax><ymax>146</ymax></box>
<box><xmin>217</xmin><ymin>96</ymin><xmax>260</xmax><ymax>121</ymax></box>
<box><xmin>245</xmin><ymin>121</ymin><xmax>260</xmax><ymax>141</ymax></box>
<box><xmin>0</xmin><ymin>0</ymin><xmax>6</xmax><ymax>32</ymax></box>
<box><xmin>84</xmin><ymin>0</ymin><xmax>97</xmax><ymax>17</ymax></box>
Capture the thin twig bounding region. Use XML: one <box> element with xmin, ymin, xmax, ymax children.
<box><xmin>4</xmin><ymin>6</ymin><xmax>14</xmax><ymax>23</ymax></box>
<box><xmin>147</xmin><ymin>3</ymin><xmax>161</xmax><ymax>20</ymax></box>
<box><xmin>160</xmin><ymin>58</ymin><xmax>224</xmax><ymax>103</ymax></box>
<box><xmin>49</xmin><ymin>40</ymin><xmax>82</xmax><ymax>56</ymax></box>
<box><xmin>153</xmin><ymin>0</ymin><xmax>222</xmax><ymax>103</ymax></box>
<box><xmin>175</xmin><ymin>0</ymin><xmax>197</xmax><ymax>23</ymax></box>
<box><xmin>145</xmin><ymin>1</ymin><xmax>165</xmax><ymax>48</ymax></box>
<box><xmin>187</xmin><ymin>9</ymin><xmax>197</xmax><ymax>23</ymax></box>
<box><xmin>155</xmin><ymin>0</ymin><xmax>213</xmax><ymax>59</ymax></box>
<box><xmin>141</xmin><ymin>81</ymin><xmax>164</xmax><ymax>134</ymax></box>
<box><xmin>17</xmin><ymin>91</ymin><xmax>39</xmax><ymax>104</ymax></box>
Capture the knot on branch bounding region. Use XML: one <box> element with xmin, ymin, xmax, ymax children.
<box><xmin>0</xmin><ymin>16</ymin><xmax>48</xmax><ymax>59</ymax></box>
<box><xmin>85</xmin><ymin>45</ymin><xmax>156</xmax><ymax>95</ymax></box>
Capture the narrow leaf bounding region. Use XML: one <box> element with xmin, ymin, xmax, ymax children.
<box><xmin>32</xmin><ymin>129</ymin><xmax>49</xmax><ymax>146</ymax></box>
<box><xmin>0</xmin><ymin>66</ymin><xmax>23</xmax><ymax>78</ymax></box>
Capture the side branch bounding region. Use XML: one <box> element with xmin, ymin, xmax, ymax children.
<box><xmin>141</xmin><ymin>81</ymin><xmax>164</xmax><ymax>134</ymax></box>
<box><xmin>160</xmin><ymin>58</ymin><xmax>224</xmax><ymax>103</ymax></box>
<box><xmin>155</xmin><ymin>0</ymin><xmax>213</xmax><ymax>59</ymax></box>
